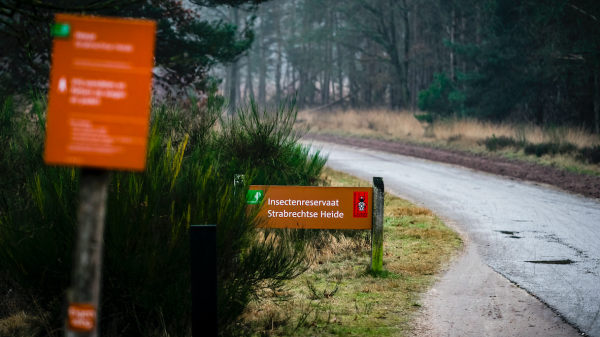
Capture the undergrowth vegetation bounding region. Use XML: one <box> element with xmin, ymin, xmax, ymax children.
<box><xmin>482</xmin><ymin>134</ymin><xmax>600</xmax><ymax>164</ymax></box>
<box><xmin>0</xmin><ymin>94</ymin><xmax>326</xmax><ymax>336</ymax></box>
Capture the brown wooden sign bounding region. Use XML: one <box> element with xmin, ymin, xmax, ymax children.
<box><xmin>44</xmin><ymin>14</ymin><xmax>156</xmax><ymax>171</ymax></box>
<box><xmin>248</xmin><ymin>186</ymin><xmax>372</xmax><ymax>229</ymax></box>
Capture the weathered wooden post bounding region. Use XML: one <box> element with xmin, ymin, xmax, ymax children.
<box><xmin>371</xmin><ymin>177</ymin><xmax>384</xmax><ymax>272</ymax></box>
<box><xmin>190</xmin><ymin>225</ymin><xmax>218</xmax><ymax>336</ymax></box>
<box><xmin>66</xmin><ymin>169</ymin><xmax>110</xmax><ymax>336</ymax></box>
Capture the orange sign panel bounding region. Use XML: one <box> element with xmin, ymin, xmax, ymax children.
<box><xmin>44</xmin><ymin>14</ymin><xmax>156</xmax><ymax>170</ymax></box>
<box><xmin>67</xmin><ymin>303</ymin><xmax>96</xmax><ymax>332</ymax></box>
<box><xmin>248</xmin><ymin>186</ymin><xmax>372</xmax><ymax>229</ymax></box>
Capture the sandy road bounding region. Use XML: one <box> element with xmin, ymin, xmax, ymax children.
<box><xmin>307</xmin><ymin>140</ymin><xmax>600</xmax><ymax>336</ymax></box>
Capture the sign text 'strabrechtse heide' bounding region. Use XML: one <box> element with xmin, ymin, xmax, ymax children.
<box><xmin>248</xmin><ymin>186</ymin><xmax>372</xmax><ymax>229</ymax></box>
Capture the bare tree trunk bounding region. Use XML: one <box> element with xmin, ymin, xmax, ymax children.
<box><xmin>228</xmin><ymin>63</ymin><xmax>238</xmax><ymax>115</ymax></box>
<box><xmin>387</xmin><ymin>1</ymin><xmax>400</xmax><ymax>109</ymax></box>
<box><xmin>299</xmin><ymin>4</ymin><xmax>311</xmax><ymax>107</ymax></box>
<box><xmin>228</xmin><ymin>7</ymin><xmax>239</xmax><ymax>115</ymax></box>
<box><xmin>284</xmin><ymin>61</ymin><xmax>290</xmax><ymax>97</ymax></box>
<box><xmin>246</xmin><ymin>55</ymin><xmax>254</xmax><ymax>100</ymax></box>
<box><xmin>402</xmin><ymin>0</ymin><xmax>410</xmax><ymax>108</ymax></box>
<box><xmin>450</xmin><ymin>6</ymin><xmax>456</xmax><ymax>82</ymax></box>
<box><xmin>320</xmin><ymin>73</ymin><xmax>324</xmax><ymax>105</ymax></box>
<box><xmin>595</xmin><ymin>70</ymin><xmax>600</xmax><ymax>133</ymax></box>
<box><xmin>476</xmin><ymin>5</ymin><xmax>481</xmax><ymax>45</ymax></box>
<box><xmin>461</xmin><ymin>11</ymin><xmax>466</xmax><ymax>91</ymax></box>
<box><xmin>275</xmin><ymin>1</ymin><xmax>282</xmax><ymax>103</ymax></box>
<box><xmin>331</xmin><ymin>78</ymin><xmax>335</xmax><ymax>102</ymax></box>
<box><xmin>411</xmin><ymin>2</ymin><xmax>418</xmax><ymax>109</ymax></box>
<box><xmin>324</xmin><ymin>8</ymin><xmax>333</xmax><ymax>104</ymax></box>
<box><xmin>258</xmin><ymin>5</ymin><xmax>267</xmax><ymax>107</ymax></box>
<box><xmin>291</xmin><ymin>0</ymin><xmax>297</xmax><ymax>95</ymax></box>
<box><xmin>365</xmin><ymin>38</ymin><xmax>374</xmax><ymax>107</ymax></box>
<box><xmin>336</xmin><ymin>31</ymin><xmax>344</xmax><ymax>104</ymax></box>
<box><xmin>349</xmin><ymin>54</ymin><xmax>358</xmax><ymax>108</ymax></box>
<box><xmin>309</xmin><ymin>71</ymin><xmax>316</xmax><ymax>106</ymax></box>
<box><xmin>461</xmin><ymin>12</ymin><xmax>466</xmax><ymax>71</ymax></box>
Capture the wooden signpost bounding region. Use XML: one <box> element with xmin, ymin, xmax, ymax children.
<box><xmin>189</xmin><ymin>179</ymin><xmax>385</xmax><ymax>336</ymax></box>
<box><xmin>45</xmin><ymin>14</ymin><xmax>156</xmax><ymax>336</ymax></box>
<box><xmin>248</xmin><ymin>186</ymin><xmax>373</xmax><ymax>229</ymax></box>
<box><xmin>248</xmin><ymin>178</ymin><xmax>385</xmax><ymax>271</ymax></box>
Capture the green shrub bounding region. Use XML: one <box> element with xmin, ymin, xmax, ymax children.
<box><xmin>417</xmin><ymin>73</ymin><xmax>457</xmax><ymax>116</ymax></box>
<box><xmin>0</xmin><ymin>93</ymin><xmax>324</xmax><ymax>336</ymax></box>
<box><xmin>214</xmin><ymin>98</ymin><xmax>326</xmax><ymax>186</ymax></box>
<box><xmin>579</xmin><ymin>146</ymin><xmax>600</xmax><ymax>164</ymax></box>
<box><xmin>523</xmin><ymin>142</ymin><xmax>577</xmax><ymax>157</ymax></box>
<box><xmin>483</xmin><ymin>134</ymin><xmax>522</xmax><ymax>151</ymax></box>
<box><xmin>413</xmin><ymin>113</ymin><xmax>433</xmax><ymax>124</ymax></box>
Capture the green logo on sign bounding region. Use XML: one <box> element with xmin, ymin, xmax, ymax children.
<box><xmin>52</xmin><ymin>23</ymin><xmax>70</xmax><ymax>38</ymax></box>
<box><xmin>246</xmin><ymin>190</ymin><xmax>263</xmax><ymax>204</ymax></box>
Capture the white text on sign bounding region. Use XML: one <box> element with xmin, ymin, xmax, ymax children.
<box><xmin>267</xmin><ymin>198</ymin><xmax>345</xmax><ymax>219</ymax></box>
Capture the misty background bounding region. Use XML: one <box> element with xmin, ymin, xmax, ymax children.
<box><xmin>209</xmin><ymin>0</ymin><xmax>600</xmax><ymax>132</ymax></box>
<box><xmin>2</xmin><ymin>0</ymin><xmax>599</xmax><ymax>131</ymax></box>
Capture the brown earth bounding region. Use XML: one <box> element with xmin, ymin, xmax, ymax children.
<box><xmin>307</xmin><ymin>133</ymin><xmax>600</xmax><ymax>199</ymax></box>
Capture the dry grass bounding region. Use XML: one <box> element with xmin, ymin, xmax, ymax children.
<box><xmin>299</xmin><ymin>109</ymin><xmax>600</xmax><ymax>175</ymax></box>
<box><xmin>299</xmin><ymin>109</ymin><xmax>600</xmax><ymax>148</ymax></box>
<box><xmin>242</xmin><ymin>168</ymin><xmax>462</xmax><ymax>336</ymax></box>
<box><xmin>0</xmin><ymin>312</ymin><xmax>43</xmax><ymax>337</ymax></box>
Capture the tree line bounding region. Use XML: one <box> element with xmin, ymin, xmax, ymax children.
<box><xmin>224</xmin><ymin>0</ymin><xmax>600</xmax><ymax>132</ymax></box>
<box><xmin>0</xmin><ymin>0</ymin><xmax>260</xmax><ymax>99</ymax></box>
<box><xmin>1</xmin><ymin>0</ymin><xmax>599</xmax><ymax>132</ymax></box>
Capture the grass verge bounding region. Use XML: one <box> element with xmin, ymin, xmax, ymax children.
<box><xmin>242</xmin><ymin>167</ymin><xmax>462</xmax><ymax>336</ymax></box>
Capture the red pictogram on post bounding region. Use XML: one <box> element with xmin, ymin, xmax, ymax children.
<box><xmin>353</xmin><ymin>191</ymin><xmax>369</xmax><ymax>218</ymax></box>
<box><xmin>67</xmin><ymin>303</ymin><xmax>96</xmax><ymax>332</ymax></box>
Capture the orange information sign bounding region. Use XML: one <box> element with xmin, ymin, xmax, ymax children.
<box><xmin>248</xmin><ymin>186</ymin><xmax>372</xmax><ymax>229</ymax></box>
<box><xmin>44</xmin><ymin>14</ymin><xmax>156</xmax><ymax>170</ymax></box>
<box><xmin>67</xmin><ymin>303</ymin><xmax>96</xmax><ymax>332</ymax></box>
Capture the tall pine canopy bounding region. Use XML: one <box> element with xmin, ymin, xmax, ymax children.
<box><xmin>0</xmin><ymin>0</ymin><xmax>265</xmax><ymax>98</ymax></box>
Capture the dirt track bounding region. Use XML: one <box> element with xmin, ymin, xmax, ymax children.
<box><xmin>307</xmin><ymin>134</ymin><xmax>600</xmax><ymax>199</ymax></box>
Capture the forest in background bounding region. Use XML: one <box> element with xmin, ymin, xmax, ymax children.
<box><xmin>217</xmin><ymin>0</ymin><xmax>600</xmax><ymax>131</ymax></box>
<box><xmin>1</xmin><ymin>0</ymin><xmax>599</xmax><ymax>132</ymax></box>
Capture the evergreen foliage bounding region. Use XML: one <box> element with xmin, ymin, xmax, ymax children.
<box><xmin>0</xmin><ymin>92</ymin><xmax>325</xmax><ymax>336</ymax></box>
<box><xmin>419</xmin><ymin>0</ymin><xmax>600</xmax><ymax>129</ymax></box>
<box><xmin>0</xmin><ymin>0</ymin><xmax>262</xmax><ymax>98</ymax></box>
<box><xmin>417</xmin><ymin>73</ymin><xmax>456</xmax><ymax>117</ymax></box>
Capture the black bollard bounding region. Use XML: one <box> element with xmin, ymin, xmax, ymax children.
<box><xmin>190</xmin><ymin>225</ymin><xmax>218</xmax><ymax>336</ymax></box>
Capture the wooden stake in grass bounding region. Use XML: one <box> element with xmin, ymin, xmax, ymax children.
<box><xmin>371</xmin><ymin>177</ymin><xmax>384</xmax><ymax>272</ymax></box>
<box><xmin>66</xmin><ymin>169</ymin><xmax>110</xmax><ymax>336</ymax></box>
